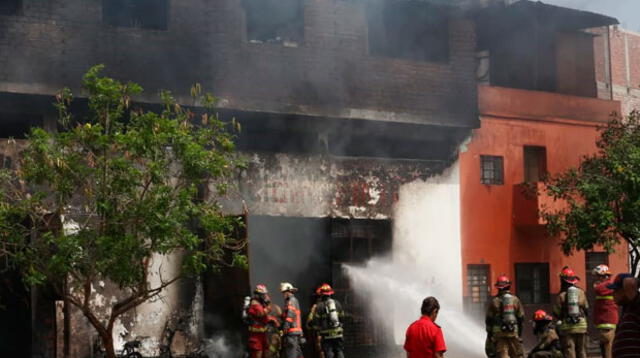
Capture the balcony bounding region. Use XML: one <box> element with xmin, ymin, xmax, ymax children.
<box><xmin>512</xmin><ymin>182</ymin><xmax>556</xmax><ymax>229</ymax></box>
<box><xmin>479</xmin><ymin>86</ymin><xmax>621</xmax><ymax>124</ymax></box>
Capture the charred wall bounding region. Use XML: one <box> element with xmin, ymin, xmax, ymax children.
<box><xmin>0</xmin><ymin>0</ymin><xmax>478</xmax><ymax>128</ymax></box>
<box><xmin>227</xmin><ymin>152</ymin><xmax>449</xmax><ymax>218</ymax></box>
<box><xmin>0</xmin><ymin>0</ymin><xmax>211</xmax><ymax>100</ymax></box>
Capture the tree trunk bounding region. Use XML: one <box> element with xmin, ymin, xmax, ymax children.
<box><xmin>63</xmin><ymin>298</ymin><xmax>70</xmax><ymax>358</ymax></box>
<box><xmin>99</xmin><ymin>328</ymin><xmax>116</xmax><ymax>358</ymax></box>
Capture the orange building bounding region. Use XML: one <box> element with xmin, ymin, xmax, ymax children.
<box><xmin>462</xmin><ymin>2</ymin><xmax>629</xmax><ymax>338</ymax></box>
<box><xmin>461</xmin><ymin>86</ymin><xmax>627</xmax><ymax>318</ymax></box>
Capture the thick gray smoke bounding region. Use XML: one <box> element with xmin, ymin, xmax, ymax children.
<box><xmin>543</xmin><ymin>0</ymin><xmax>640</xmax><ymax>31</ymax></box>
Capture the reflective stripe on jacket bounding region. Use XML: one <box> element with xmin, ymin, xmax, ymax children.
<box><xmin>485</xmin><ymin>292</ymin><xmax>525</xmax><ymax>338</ymax></box>
<box><xmin>553</xmin><ymin>287</ymin><xmax>588</xmax><ymax>333</ymax></box>
<box><xmin>283</xmin><ymin>295</ymin><xmax>303</xmax><ymax>335</ymax></box>
<box><xmin>594</xmin><ymin>279</ymin><xmax>618</xmax><ymax>328</ymax></box>
<box><xmin>248</xmin><ymin>299</ymin><xmax>269</xmax><ymax>333</ymax></box>
<box><xmin>313</xmin><ymin>298</ymin><xmax>345</xmax><ymax>339</ymax></box>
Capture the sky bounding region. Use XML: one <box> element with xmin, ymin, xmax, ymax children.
<box><xmin>541</xmin><ymin>0</ymin><xmax>640</xmax><ymax>32</ymax></box>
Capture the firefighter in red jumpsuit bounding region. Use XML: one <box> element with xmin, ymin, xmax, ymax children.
<box><xmin>247</xmin><ymin>284</ymin><xmax>272</xmax><ymax>358</ymax></box>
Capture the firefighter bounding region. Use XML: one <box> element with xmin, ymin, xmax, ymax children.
<box><xmin>528</xmin><ymin>310</ymin><xmax>562</xmax><ymax>358</ymax></box>
<box><xmin>312</xmin><ymin>284</ymin><xmax>345</xmax><ymax>358</ymax></box>
<box><xmin>281</xmin><ymin>282</ymin><xmax>304</xmax><ymax>358</ymax></box>
<box><xmin>266</xmin><ymin>297</ymin><xmax>283</xmax><ymax>358</ymax></box>
<box><xmin>591</xmin><ymin>264</ymin><xmax>618</xmax><ymax>358</ymax></box>
<box><xmin>553</xmin><ymin>267</ymin><xmax>588</xmax><ymax>358</ymax></box>
<box><xmin>485</xmin><ymin>274</ymin><xmax>525</xmax><ymax>358</ymax></box>
<box><xmin>245</xmin><ymin>284</ymin><xmax>272</xmax><ymax>358</ymax></box>
<box><xmin>306</xmin><ymin>287</ymin><xmax>325</xmax><ymax>358</ymax></box>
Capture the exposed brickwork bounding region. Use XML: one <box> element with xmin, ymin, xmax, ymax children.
<box><xmin>0</xmin><ymin>0</ymin><xmax>478</xmax><ymax>128</ymax></box>
<box><xmin>594</xmin><ymin>26</ymin><xmax>640</xmax><ymax>114</ymax></box>
<box><xmin>0</xmin><ymin>0</ymin><xmax>210</xmax><ymax>98</ymax></box>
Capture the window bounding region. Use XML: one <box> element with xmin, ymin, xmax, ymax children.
<box><xmin>103</xmin><ymin>0</ymin><xmax>168</xmax><ymax>30</ymax></box>
<box><xmin>242</xmin><ymin>0</ymin><xmax>304</xmax><ymax>45</ymax></box>
<box><xmin>0</xmin><ymin>0</ymin><xmax>21</xmax><ymax>15</ymax></box>
<box><xmin>515</xmin><ymin>263</ymin><xmax>550</xmax><ymax>304</ymax></box>
<box><xmin>524</xmin><ymin>146</ymin><xmax>547</xmax><ymax>182</ymax></box>
<box><xmin>480</xmin><ymin>155</ymin><xmax>504</xmax><ymax>185</ymax></box>
<box><xmin>367</xmin><ymin>1</ymin><xmax>449</xmax><ymax>62</ymax></box>
<box><xmin>466</xmin><ymin>265</ymin><xmax>490</xmax><ymax>319</ymax></box>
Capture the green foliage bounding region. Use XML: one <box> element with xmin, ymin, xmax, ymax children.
<box><xmin>543</xmin><ymin>111</ymin><xmax>640</xmax><ymax>275</ymax></box>
<box><xmin>0</xmin><ymin>64</ymin><xmax>244</xmax><ymax>310</ymax></box>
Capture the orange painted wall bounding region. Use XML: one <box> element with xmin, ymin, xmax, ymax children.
<box><xmin>460</xmin><ymin>86</ymin><xmax>628</xmax><ymax>298</ymax></box>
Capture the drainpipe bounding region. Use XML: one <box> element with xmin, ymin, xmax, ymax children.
<box><xmin>607</xmin><ymin>25</ymin><xmax>614</xmax><ymax>100</ymax></box>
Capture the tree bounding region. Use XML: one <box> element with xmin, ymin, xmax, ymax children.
<box><xmin>543</xmin><ymin>111</ymin><xmax>640</xmax><ymax>276</ymax></box>
<box><xmin>0</xmin><ymin>65</ymin><xmax>245</xmax><ymax>358</ymax></box>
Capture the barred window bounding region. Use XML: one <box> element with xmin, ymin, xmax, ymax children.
<box><xmin>0</xmin><ymin>0</ymin><xmax>21</xmax><ymax>16</ymax></box>
<box><xmin>480</xmin><ymin>155</ymin><xmax>504</xmax><ymax>185</ymax></box>
<box><xmin>367</xmin><ymin>1</ymin><xmax>450</xmax><ymax>63</ymax></box>
<box><xmin>242</xmin><ymin>0</ymin><xmax>304</xmax><ymax>45</ymax></box>
<box><xmin>515</xmin><ymin>263</ymin><xmax>550</xmax><ymax>304</ymax></box>
<box><xmin>103</xmin><ymin>0</ymin><xmax>168</xmax><ymax>30</ymax></box>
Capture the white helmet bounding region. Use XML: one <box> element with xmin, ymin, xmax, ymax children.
<box><xmin>592</xmin><ymin>264</ymin><xmax>612</xmax><ymax>276</ymax></box>
<box><xmin>280</xmin><ymin>282</ymin><xmax>298</xmax><ymax>293</ymax></box>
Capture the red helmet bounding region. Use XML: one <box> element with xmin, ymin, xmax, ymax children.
<box><xmin>495</xmin><ymin>275</ymin><xmax>511</xmax><ymax>289</ymax></box>
<box><xmin>318</xmin><ymin>283</ymin><xmax>335</xmax><ymax>296</ymax></box>
<box><xmin>254</xmin><ymin>284</ymin><xmax>268</xmax><ymax>295</ymax></box>
<box><xmin>533</xmin><ymin>309</ymin><xmax>552</xmax><ymax>321</ymax></box>
<box><xmin>560</xmin><ymin>267</ymin><xmax>579</xmax><ymax>284</ymax></box>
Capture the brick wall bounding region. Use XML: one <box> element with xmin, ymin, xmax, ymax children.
<box><xmin>594</xmin><ymin>26</ymin><xmax>640</xmax><ymax>114</ymax></box>
<box><xmin>0</xmin><ymin>0</ymin><xmax>478</xmax><ymax>128</ymax></box>
<box><xmin>0</xmin><ymin>0</ymin><xmax>211</xmax><ymax>99</ymax></box>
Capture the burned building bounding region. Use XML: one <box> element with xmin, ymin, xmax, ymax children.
<box><xmin>0</xmin><ymin>0</ymin><xmax>478</xmax><ymax>356</ymax></box>
<box><xmin>4</xmin><ymin>0</ymin><xmax>634</xmax><ymax>356</ymax></box>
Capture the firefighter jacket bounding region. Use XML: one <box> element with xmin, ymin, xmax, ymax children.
<box><xmin>485</xmin><ymin>291</ymin><xmax>525</xmax><ymax>338</ymax></box>
<box><xmin>248</xmin><ymin>298</ymin><xmax>271</xmax><ymax>333</ymax></box>
<box><xmin>282</xmin><ymin>295</ymin><xmax>303</xmax><ymax>336</ymax></box>
<box><xmin>553</xmin><ymin>287</ymin><xmax>588</xmax><ymax>334</ymax></box>
<box><xmin>593</xmin><ymin>279</ymin><xmax>618</xmax><ymax>329</ymax></box>
<box><xmin>529</xmin><ymin>326</ymin><xmax>562</xmax><ymax>358</ymax></box>
<box><xmin>311</xmin><ymin>298</ymin><xmax>345</xmax><ymax>339</ymax></box>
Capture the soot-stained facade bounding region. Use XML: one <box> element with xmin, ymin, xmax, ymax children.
<box><xmin>0</xmin><ymin>0</ymin><xmax>478</xmax><ymax>357</ymax></box>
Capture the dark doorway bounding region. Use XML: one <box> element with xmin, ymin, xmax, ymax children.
<box><xmin>202</xmin><ymin>216</ymin><xmax>249</xmax><ymax>349</ymax></box>
<box><xmin>330</xmin><ymin>218</ymin><xmax>393</xmax><ymax>353</ymax></box>
<box><xmin>0</xmin><ymin>269</ymin><xmax>32</xmax><ymax>356</ymax></box>
<box><xmin>248</xmin><ymin>216</ymin><xmax>331</xmax><ymax>314</ymax></box>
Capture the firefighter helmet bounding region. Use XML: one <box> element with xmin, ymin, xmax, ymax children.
<box><xmin>495</xmin><ymin>274</ymin><xmax>512</xmax><ymax>289</ymax></box>
<box><xmin>280</xmin><ymin>282</ymin><xmax>298</xmax><ymax>293</ymax></box>
<box><xmin>592</xmin><ymin>264</ymin><xmax>612</xmax><ymax>276</ymax></box>
<box><xmin>533</xmin><ymin>309</ymin><xmax>552</xmax><ymax>321</ymax></box>
<box><xmin>560</xmin><ymin>267</ymin><xmax>579</xmax><ymax>284</ymax></box>
<box><xmin>254</xmin><ymin>284</ymin><xmax>268</xmax><ymax>295</ymax></box>
<box><xmin>318</xmin><ymin>283</ymin><xmax>335</xmax><ymax>296</ymax></box>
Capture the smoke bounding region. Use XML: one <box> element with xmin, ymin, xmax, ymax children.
<box><xmin>344</xmin><ymin>162</ymin><xmax>485</xmax><ymax>358</ymax></box>
<box><xmin>200</xmin><ymin>334</ymin><xmax>243</xmax><ymax>358</ymax></box>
